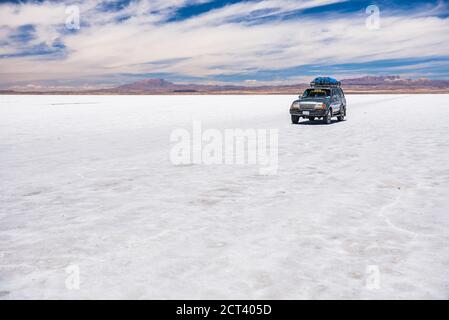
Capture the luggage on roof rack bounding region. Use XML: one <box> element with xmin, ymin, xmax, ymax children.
<box><xmin>311</xmin><ymin>77</ymin><xmax>341</xmax><ymax>87</ymax></box>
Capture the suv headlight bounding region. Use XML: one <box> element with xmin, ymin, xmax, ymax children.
<box><xmin>314</xmin><ymin>103</ymin><xmax>326</xmax><ymax>109</ymax></box>
<box><xmin>291</xmin><ymin>102</ymin><xmax>300</xmax><ymax>109</ymax></box>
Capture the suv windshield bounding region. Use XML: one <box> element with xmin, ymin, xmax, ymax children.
<box><xmin>302</xmin><ymin>89</ymin><xmax>331</xmax><ymax>98</ymax></box>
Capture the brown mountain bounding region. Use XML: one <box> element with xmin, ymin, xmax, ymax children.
<box><xmin>114</xmin><ymin>79</ymin><xmax>178</xmax><ymax>92</ymax></box>
<box><xmin>341</xmin><ymin>75</ymin><xmax>449</xmax><ymax>90</ymax></box>
<box><xmin>104</xmin><ymin>75</ymin><xmax>449</xmax><ymax>94</ymax></box>
<box><xmin>110</xmin><ymin>78</ymin><xmax>247</xmax><ymax>93</ymax></box>
<box><xmin>3</xmin><ymin>75</ymin><xmax>449</xmax><ymax>95</ymax></box>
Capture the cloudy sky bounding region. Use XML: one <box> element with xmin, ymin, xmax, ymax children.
<box><xmin>0</xmin><ymin>0</ymin><xmax>448</xmax><ymax>89</ymax></box>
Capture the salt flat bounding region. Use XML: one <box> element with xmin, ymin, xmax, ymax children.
<box><xmin>0</xmin><ymin>94</ymin><xmax>448</xmax><ymax>299</ymax></box>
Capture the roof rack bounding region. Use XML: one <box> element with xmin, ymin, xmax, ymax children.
<box><xmin>310</xmin><ymin>77</ymin><xmax>341</xmax><ymax>88</ymax></box>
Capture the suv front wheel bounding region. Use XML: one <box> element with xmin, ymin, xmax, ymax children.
<box><xmin>323</xmin><ymin>109</ymin><xmax>332</xmax><ymax>124</ymax></box>
<box><xmin>291</xmin><ymin>115</ymin><xmax>299</xmax><ymax>124</ymax></box>
<box><xmin>337</xmin><ymin>106</ymin><xmax>346</xmax><ymax>121</ymax></box>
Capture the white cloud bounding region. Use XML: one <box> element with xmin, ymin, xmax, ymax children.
<box><xmin>0</xmin><ymin>0</ymin><xmax>448</xmax><ymax>88</ymax></box>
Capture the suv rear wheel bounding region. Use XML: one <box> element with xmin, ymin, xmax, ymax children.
<box><xmin>337</xmin><ymin>106</ymin><xmax>346</xmax><ymax>121</ymax></box>
<box><xmin>291</xmin><ymin>115</ymin><xmax>299</xmax><ymax>124</ymax></box>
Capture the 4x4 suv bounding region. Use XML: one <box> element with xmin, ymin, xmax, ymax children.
<box><xmin>290</xmin><ymin>77</ymin><xmax>346</xmax><ymax>124</ymax></box>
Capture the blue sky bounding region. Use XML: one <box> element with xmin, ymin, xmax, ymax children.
<box><xmin>0</xmin><ymin>0</ymin><xmax>448</xmax><ymax>89</ymax></box>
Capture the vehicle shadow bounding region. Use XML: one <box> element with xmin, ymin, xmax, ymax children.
<box><xmin>295</xmin><ymin>119</ymin><xmax>344</xmax><ymax>125</ymax></box>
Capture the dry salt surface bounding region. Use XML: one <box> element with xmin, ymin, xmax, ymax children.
<box><xmin>0</xmin><ymin>94</ymin><xmax>448</xmax><ymax>299</ymax></box>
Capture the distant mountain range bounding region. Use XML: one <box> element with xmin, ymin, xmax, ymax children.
<box><xmin>2</xmin><ymin>76</ymin><xmax>449</xmax><ymax>94</ymax></box>
<box><xmin>109</xmin><ymin>78</ymin><xmax>249</xmax><ymax>94</ymax></box>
